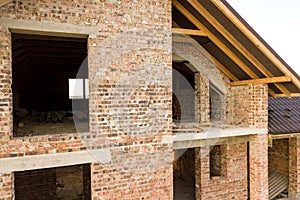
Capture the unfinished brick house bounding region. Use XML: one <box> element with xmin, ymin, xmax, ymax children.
<box><xmin>1</xmin><ymin>0</ymin><xmax>300</xmax><ymax>199</ymax></box>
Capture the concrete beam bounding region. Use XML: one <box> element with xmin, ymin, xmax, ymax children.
<box><xmin>0</xmin><ymin>149</ymin><xmax>111</xmax><ymax>173</ymax></box>
<box><xmin>0</xmin><ymin>17</ymin><xmax>98</xmax><ymax>38</ymax></box>
<box><xmin>173</xmin><ymin>135</ymin><xmax>250</xmax><ymax>149</ymax></box>
<box><xmin>163</xmin><ymin>127</ymin><xmax>267</xmax><ymax>149</ymax></box>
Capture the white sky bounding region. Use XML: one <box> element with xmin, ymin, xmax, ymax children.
<box><xmin>226</xmin><ymin>0</ymin><xmax>300</xmax><ymax>75</ymax></box>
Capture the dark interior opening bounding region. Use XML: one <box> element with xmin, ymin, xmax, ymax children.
<box><xmin>210</xmin><ymin>145</ymin><xmax>227</xmax><ymax>179</ymax></box>
<box><xmin>14</xmin><ymin>164</ymin><xmax>91</xmax><ymax>200</ymax></box>
<box><xmin>12</xmin><ymin>33</ymin><xmax>88</xmax><ymax>137</ymax></box>
<box><xmin>173</xmin><ymin>148</ymin><xmax>195</xmax><ymax>200</ymax></box>
<box><xmin>209</xmin><ymin>84</ymin><xmax>225</xmax><ymax>124</ymax></box>
<box><xmin>172</xmin><ymin>62</ymin><xmax>195</xmax><ymax>123</ymax></box>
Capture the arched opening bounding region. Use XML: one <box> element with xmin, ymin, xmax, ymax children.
<box><xmin>172</xmin><ymin>61</ymin><xmax>196</xmax><ymax>124</ymax></box>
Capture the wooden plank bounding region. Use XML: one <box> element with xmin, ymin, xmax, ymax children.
<box><xmin>172</xmin><ymin>28</ymin><xmax>207</xmax><ymax>36</ymax></box>
<box><xmin>187</xmin><ymin>0</ymin><xmax>291</xmax><ymax>97</ymax></box>
<box><xmin>271</xmin><ymin>132</ymin><xmax>300</xmax><ymax>139</ymax></box>
<box><xmin>275</xmin><ymin>93</ymin><xmax>300</xmax><ymax>97</ymax></box>
<box><xmin>230</xmin><ymin>76</ymin><xmax>291</xmax><ymax>86</ymax></box>
<box><xmin>268</xmin><ymin>88</ymin><xmax>277</xmax><ymax>98</ymax></box>
<box><xmin>211</xmin><ymin>0</ymin><xmax>300</xmax><ymax>92</ymax></box>
<box><xmin>0</xmin><ymin>0</ymin><xmax>11</xmax><ymax>7</ymax></box>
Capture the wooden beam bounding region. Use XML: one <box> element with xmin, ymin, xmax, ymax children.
<box><xmin>174</xmin><ymin>34</ymin><xmax>281</xmax><ymax>97</ymax></box>
<box><xmin>211</xmin><ymin>0</ymin><xmax>300</xmax><ymax>94</ymax></box>
<box><xmin>274</xmin><ymin>93</ymin><xmax>300</xmax><ymax>97</ymax></box>
<box><xmin>230</xmin><ymin>76</ymin><xmax>291</xmax><ymax>86</ymax></box>
<box><xmin>172</xmin><ymin>21</ymin><xmax>181</xmax><ymax>28</ymax></box>
<box><xmin>187</xmin><ymin>0</ymin><xmax>291</xmax><ymax>97</ymax></box>
<box><xmin>271</xmin><ymin>133</ymin><xmax>300</xmax><ymax>140</ymax></box>
<box><xmin>268</xmin><ymin>88</ymin><xmax>277</xmax><ymax>98</ymax></box>
<box><xmin>0</xmin><ymin>0</ymin><xmax>11</xmax><ymax>7</ymax></box>
<box><xmin>172</xmin><ymin>28</ymin><xmax>206</xmax><ymax>36</ymax></box>
<box><xmin>173</xmin><ymin>0</ymin><xmax>258</xmax><ymax>79</ymax></box>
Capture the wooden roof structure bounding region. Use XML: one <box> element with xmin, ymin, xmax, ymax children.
<box><xmin>172</xmin><ymin>0</ymin><xmax>300</xmax><ymax>97</ymax></box>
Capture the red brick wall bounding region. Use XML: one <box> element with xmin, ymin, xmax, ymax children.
<box><xmin>91</xmin><ymin>148</ymin><xmax>173</xmax><ymax>199</ymax></box>
<box><xmin>226</xmin><ymin>85</ymin><xmax>249</xmax><ymax>126</ymax></box>
<box><xmin>226</xmin><ymin>84</ymin><xmax>268</xmax><ymax>128</ymax></box>
<box><xmin>0</xmin><ymin>0</ymin><xmax>172</xmax><ymax>199</ymax></box>
<box><xmin>195</xmin><ymin>142</ymin><xmax>248</xmax><ymax>200</ymax></box>
<box><xmin>0</xmin><ymin>173</ymin><xmax>13</xmax><ymax>200</ymax></box>
<box><xmin>248</xmin><ymin>84</ymin><xmax>268</xmax><ymax>128</ymax></box>
<box><xmin>268</xmin><ymin>139</ymin><xmax>289</xmax><ymax>175</ymax></box>
<box><xmin>289</xmin><ymin>137</ymin><xmax>300</xmax><ymax>199</ymax></box>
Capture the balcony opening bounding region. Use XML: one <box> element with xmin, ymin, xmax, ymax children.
<box><xmin>12</xmin><ymin>33</ymin><xmax>88</xmax><ymax>137</ymax></box>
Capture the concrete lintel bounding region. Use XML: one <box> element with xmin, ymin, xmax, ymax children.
<box><xmin>163</xmin><ymin>127</ymin><xmax>267</xmax><ymax>149</ymax></box>
<box><xmin>0</xmin><ymin>149</ymin><xmax>111</xmax><ymax>173</ymax></box>
<box><xmin>173</xmin><ymin>135</ymin><xmax>250</xmax><ymax>149</ymax></box>
<box><xmin>0</xmin><ymin>17</ymin><xmax>98</xmax><ymax>38</ymax></box>
<box><xmin>162</xmin><ymin>127</ymin><xmax>267</xmax><ymax>144</ymax></box>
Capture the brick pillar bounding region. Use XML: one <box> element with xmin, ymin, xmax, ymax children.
<box><xmin>249</xmin><ymin>134</ymin><xmax>268</xmax><ymax>200</ymax></box>
<box><xmin>0</xmin><ymin>27</ymin><xmax>12</xmax><ymax>142</ymax></box>
<box><xmin>248</xmin><ymin>84</ymin><xmax>268</xmax><ymax>199</ymax></box>
<box><xmin>289</xmin><ymin>136</ymin><xmax>300</xmax><ymax>200</ymax></box>
<box><xmin>248</xmin><ymin>84</ymin><xmax>268</xmax><ymax>128</ymax></box>
<box><xmin>195</xmin><ymin>146</ymin><xmax>209</xmax><ymax>200</ymax></box>
<box><xmin>194</xmin><ymin>72</ymin><xmax>210</xmax><ymax>126</ymax></box>
<box><xmin>0</xmin><ymin>173</ymin><xmax>13</xmax><ymax>200</ymax></box>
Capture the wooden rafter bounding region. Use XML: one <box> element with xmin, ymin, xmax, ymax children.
<box><xmin>268</xmin><ymin>88</ymin><xmax>277</xmax><ymax>98</ymax></box>
<box><xmin>172</xmin><ymin>21</ymin><xmax>181</xmax><ymax>28</ymax></box>
<box><xmin>173</xmin><ymin>0</ymin><xmax>256</xmax><ymax>78</ymax></box>
<box><xmin>0</xmin><ymin>0</ymin><xmax>11</xmax><ymax>7</ymax></box>
<box><xmin>211</xmin><ymin>0</ymin><xmax>300</xmax><ymax>95</ymax></box>
<box><xmin>270</xmin><ymin>133</ymin><xmax>300</xmax><ymax>140</ymax></box>
<box><xmin>172</xmin><ymin>0</ymin><xmax>279</xmax><ymax>96</ymax></box>
<box><xmin>274</xmin><ymin>93</ymin><xmax>300</xmax><ymax>97</ymax></box>
<box><xmin>187</xmin><ymin>0</ymin><xmax>291</xmax><ymax>97</ymax></box>
<box><xmin>172</xmin><ymin>28</ymin><xmax>206</xmax><ymax>36</ymax></box>
<box><xmin>230</xmin><ymin>76</ymin><xmax>291</xmax><ymax>86</ymax></box>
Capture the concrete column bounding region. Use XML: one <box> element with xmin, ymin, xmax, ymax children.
<box><xmin>289</xmin><ymin>136</ymin><xmax>300</xmax><ymax>200</ymax></box>
<box><xmin>249</xmin><ymin>134</ymin><xmax>268</xmax><ymax>200</ymax></box>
